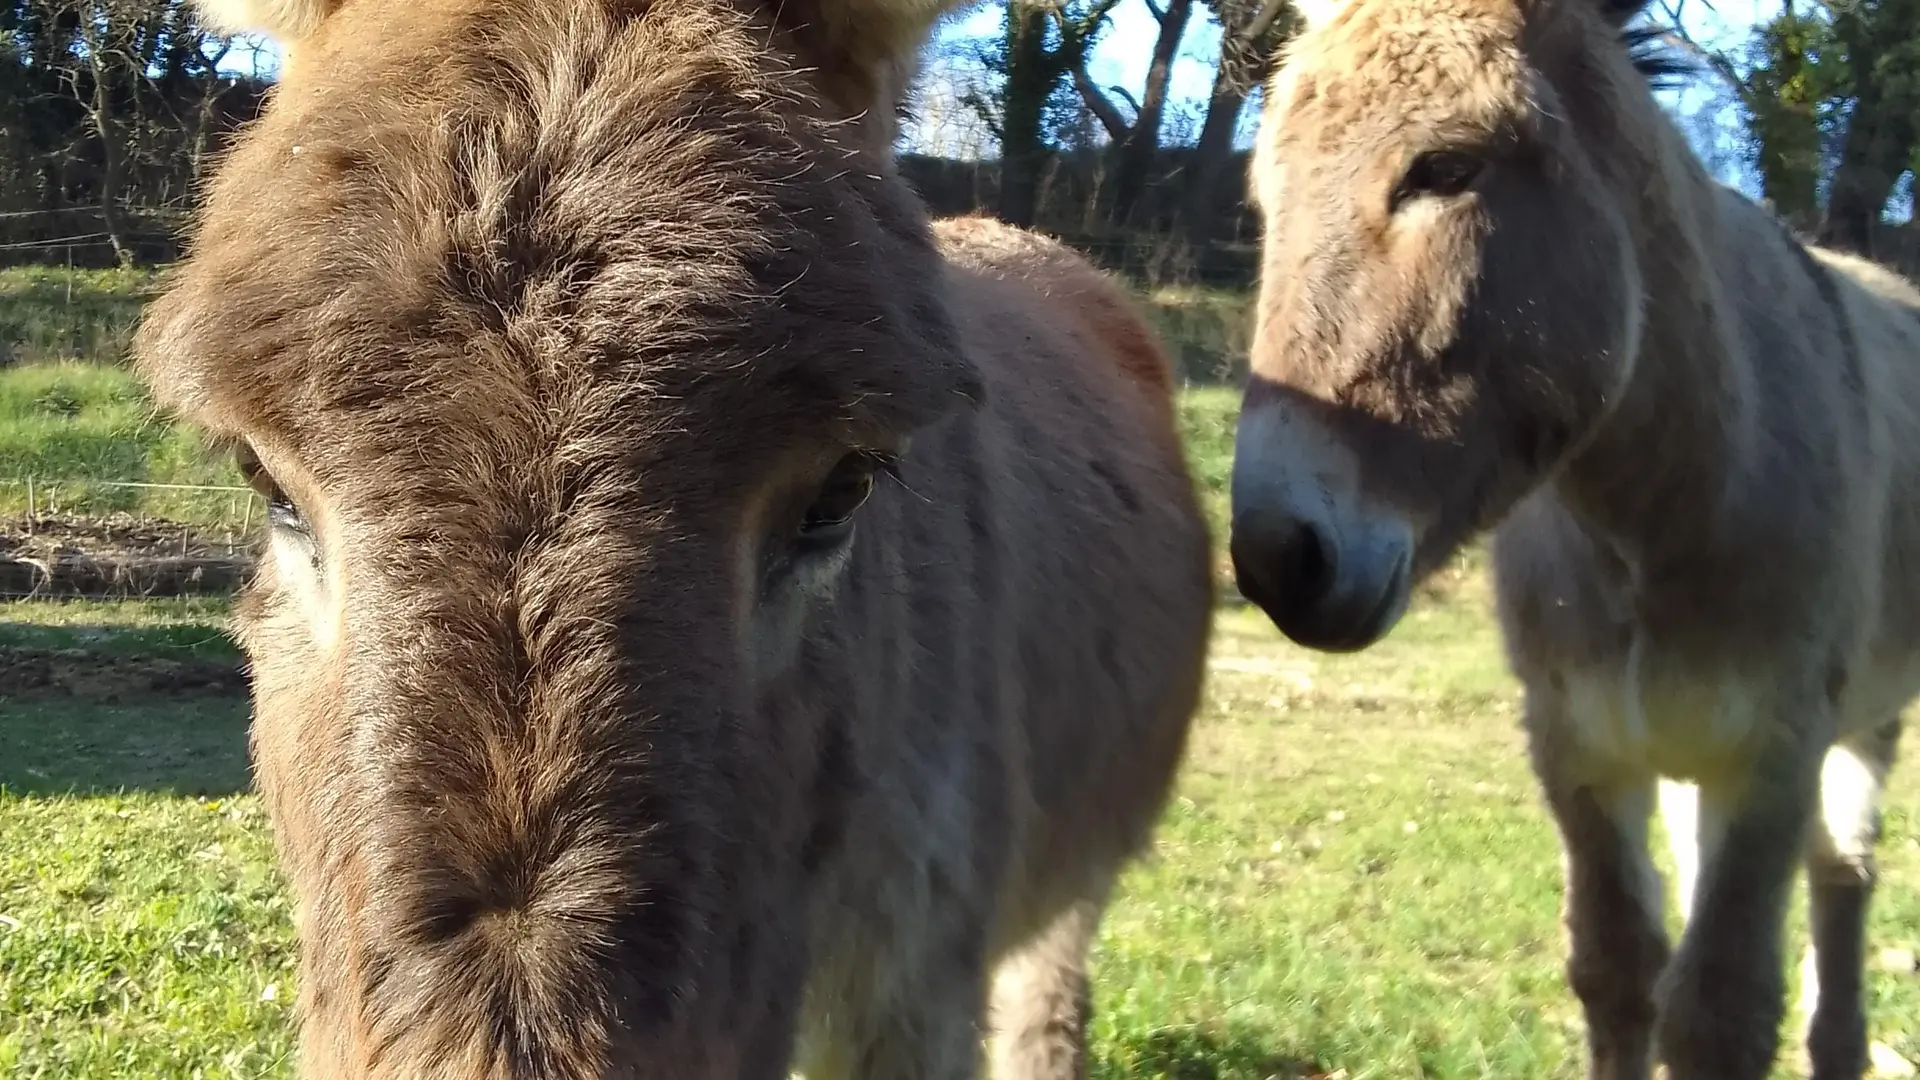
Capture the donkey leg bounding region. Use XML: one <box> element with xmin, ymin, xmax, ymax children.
<box><xmin>1800</xmin><ymin>717</ymin><xmax>1901</xmax><ymax>1080</ymax></box>
<box><xmin>794</xmin><ymin>927</ymin><xmax>993</xmax><ymax>1080</ymax></box>
<box><xmin>1541</xmin><ymin>771</ymin><xmax>1670</xmax><ymax>1080</ymax></box>
<box><xmin>807</xmin><ymin>977</ymin><xmax>990</xmax><ymax>1080</ymax></box>
<box><xmin>1657</xmin><ymin>778</ymin><xmax>1732</xmax><ymax>923</ymax></box>
<box><xmin>987</xmin><ymin>898</ymin><xmax>1103</xmax><ymax>1080</ymax></box>
<box><xmin>1654</xmin><ymin>728</ymin><xmax>1825</xmax><ymax>1080</ymax></box>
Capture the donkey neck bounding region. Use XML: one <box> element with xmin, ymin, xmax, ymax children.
<box><xmin>1549</xmin><ymin>131</ymin><xmax>1754</xmax><ymax>574</ymax></box>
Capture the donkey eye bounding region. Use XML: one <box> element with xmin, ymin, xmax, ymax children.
<box><xmin>796</xmin><ymin>452</ymin><xmax>887</xmax><ymax>549</ymax></box>
<box><xmin>1394</xmin><ymin>150</ymin><xmax>1486</xmax><ymax>208</ymax></box>
<box><xmin>235</xmin><ymin>443</ymin><xmax>308</xmax><ymax>533</ymax></box>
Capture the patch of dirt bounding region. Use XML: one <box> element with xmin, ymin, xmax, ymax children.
<box><xmin>0</xmin><ymin>512</ymin><xmax>253</xmax><ymax>561</ymax></box>
<box><xmin>0</xmin><ymin>646</ymin><xmax>248</xmax><ymax>702</ymax></box>
<box><xmin>0</xmin><ymin>513</ymin><xmax>256</xmax><ymax>598</ymax></box>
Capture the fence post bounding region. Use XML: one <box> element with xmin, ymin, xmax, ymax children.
<box><xmin>24</xmin><ymin>475</ymin><xmax>33</xmax><ymax>537</ymax></box>
<box><xmin>66</xmin><ymin>244</ymin><xmax>76</xmax><ymax>359</ymax></box>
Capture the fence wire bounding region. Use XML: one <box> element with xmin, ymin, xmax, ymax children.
<box><xmin>0</xmin><ymin>477</ymin><xmax>261</xmax><ymax>600</ymax></box>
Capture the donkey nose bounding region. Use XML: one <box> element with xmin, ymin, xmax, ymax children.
<box><xmin>1230</xmin><ymin>509</ymin><xmax>1337</xmax><ymax>615</ymax></box>
<box><xmin>1229</xmin><ymin>504</ymin><xmax>1410</xmax><ymax>653</ymax></box>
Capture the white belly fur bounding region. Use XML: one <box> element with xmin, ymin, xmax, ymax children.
<box><xmin>1559</xmin><ymin>643</ymin><xmax>1763</xmax><ymax>785</ymax></box>
<box><xmin>1559</xmin><ymin>648</ymin><xmax>1920</xmax><ymax>785</ymax></box>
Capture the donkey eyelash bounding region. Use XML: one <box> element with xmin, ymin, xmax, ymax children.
<box><xmin>870</xmin><ymin>452</ymin><xmax>930</xmax><ymax>506</ymax></box>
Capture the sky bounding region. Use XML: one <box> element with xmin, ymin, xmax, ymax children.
<box><xmin>904</xmin><ymin>0</ymin><xmax>1782</xmax><ymax>174</ymax></box>
<box><xmin>221</xmin><ymin>1</ymin><xmax>1787</xmax><ymax>183</ymax></box>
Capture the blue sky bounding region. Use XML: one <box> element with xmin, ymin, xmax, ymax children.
<box><xmin>904</xmin><ymin>1</ymin><xmax>1781</xmax><ymax>167</ymax></box>
<box><xmin>1046</xmin><ymin>0</ymin><xmax>1778</xmax><ymax>106</ymax></box>
<box><xmin>223</xmin><ymin>1</ymin><xmax>1783</xmax><ymax>181</ymax></box>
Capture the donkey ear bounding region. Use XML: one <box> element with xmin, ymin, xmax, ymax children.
<box><xmin>775</xmin><ymin>0</ymin><xmax>972</xmax><ymax>146</ymax></box>
<box><xmin>194</xmin><ymin>0</ymin><xmax>340</xmax><ymax>43</ymax></box>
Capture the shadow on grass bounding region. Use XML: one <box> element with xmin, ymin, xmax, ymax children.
<box><xmin>1</xmin><ymin>617</ymin><xmax>253</xmax><ymax>797</ymax></box>
<box><xmin>2</xmin><ymin>693</ymin><xmax>253</xmax><ymax>797</ymax></box>
<box><xmin>1096</xmin><ymin>1026</ymin><xmax>1324</xmax><ymax>1080</ymax></box>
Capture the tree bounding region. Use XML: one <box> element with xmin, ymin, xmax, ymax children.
<box><xmin>0</xmin><ymin>0</ymin><xmax>270</xmax><ymax>265</ymax></box>
<box><xmin>1659</xmin><ymin>0</ymin><xmax>1918</xmax><ymax>253</ymax></box>
<box><xmin>1735</xmin><ymin>5</ymin><xmax>1849</xmax><ymax>227</ymax></box>
<box><xmin>1819</xmin><ymin>0</ymin><xmax>1920</xmax><ymax>255</ymax></box>
<box><xmin>1182</xmin><ymin>0</ymin><xmax>1292</xmax><ymax>245</ymax></box>
<box><xmin>1068</xmin><ymin>0</ymin><xmax>1194</xmax><ymax>226</ymax></box>
<box><xmin>961</xmin><ymin>0</ymin><xmax>1122</xmax><ymax>225</ymax></box>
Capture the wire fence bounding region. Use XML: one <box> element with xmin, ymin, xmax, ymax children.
<box><xmin>0</xmin><ymin>476</ymin><xmax>261</xmax><ymax>533</ymax></box>
<box><xmin>0</xmin><ymin>477</ymin><xmax>261</xmax><ymax>600</ymax></box>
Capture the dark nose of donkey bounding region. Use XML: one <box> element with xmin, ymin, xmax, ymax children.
<box><xmin>1228</xmin><ymin>498</ymin><xmax>1412</xmax><ymax>653</ymax></box>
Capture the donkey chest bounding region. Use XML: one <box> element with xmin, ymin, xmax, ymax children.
<box><xmin>1551</xmin><ymin>653</ymin><xmax>1765</xmax><ymax>781</ymax></box>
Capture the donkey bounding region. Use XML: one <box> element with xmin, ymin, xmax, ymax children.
<box><xmin>133</xmin><ymin>0</ymin><xmax>1216</xmax><ymax>1076</ymax></box>
<box><xmin>1226</xmin><ymin>1</ymin><xmax>1920</xmax><ymax>1077</ymax></box>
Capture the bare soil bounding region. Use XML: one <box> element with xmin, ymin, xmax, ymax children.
<box><xmin>0</xmin><ymin>646</ymin><xmax>247</xmax><ymax>702</ymax></box>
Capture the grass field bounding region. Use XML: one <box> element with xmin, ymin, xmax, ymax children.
<box><xmin>2</xmin><ymin>578</ymin><xmax>1545</xmax><ymax>1080</ymax></box>
<box><xmin>0</xmin><ymin>359</ymin><xmax>247</xmax><ymax>523</ymax></box>
<box><xmin>0</xmin><ymin>266</ymin><xmax>161</xmax><ymax>371</ymax></box>
<box><xmin>9</xmin><ymin>570</ymin><xmax>1920</xmax><ymax>1078</ymax></box>
<box><xmin>0</xmin><ymin>265</ymin><xmax>1253</xmax><ymax>384</ymax></box>
<box><xmin>7</xmin><ymin>274</ymin><xmax>1920</xmax><ymax>1078</ymax></box>
<box><xmin>0</xmin><ymin>358</ymin><xmax>1244</xmax><ymax>539</ymax></box>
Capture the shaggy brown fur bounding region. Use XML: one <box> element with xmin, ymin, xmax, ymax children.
<box><xmin>134</xmin><ymin>1</ymin><xmax>1214</xmax><ymax>1077</ymax></box>
<box><xmin>1229</xmin><ymin>1</ymin><xmax>1920</xmax><ymax>1078</ymax></box>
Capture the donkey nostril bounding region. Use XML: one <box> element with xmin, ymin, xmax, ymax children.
<box><xmin>1283</xmin><ymin>521</ymin><xmax>1337</xmax><ymax>605</ymax></box>
<box><xmin>1230</xmin><ymin>509</ymin><xmax>1340</xmax><ymax>613</ymax></box>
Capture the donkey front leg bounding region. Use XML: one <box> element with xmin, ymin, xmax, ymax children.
<box><xmin>1538</xmin><ymin>768</ymin><xmax>1672</xmax><ymax>1080</ymax></box>
<box><xmin>987</xmin><ymin>898</ymin><xmax>1103</xmax><ymax>1080</ymax></box>
<box><xmin>1654</xmin><ymin>703</ymin><xmax>1828</xmax><ymax>1080</ymax></box>
<box><xmin>795</xmin><ymin>918</ymin><xmax>995</xmax><ymax>1080</ymax></box>
<box><xmin>1799</xmin><ymin>717</ymin><xmax>1902</xmax><ymax>1080</ymax></box>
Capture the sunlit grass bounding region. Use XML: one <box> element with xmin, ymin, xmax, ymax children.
<box><xmin>7</xmin><ymin>582</ymin><xmax>1920</xmax><ymax>1077</ymax></box>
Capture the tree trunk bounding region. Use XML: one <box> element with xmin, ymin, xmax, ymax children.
<box><xmin>1820</xmin><ymin>105</ymin><xmax>1910</xmax><ymax>256</ymax></box>
<box><xmin>189</xmin><ymin>35</ymin><xmax>232</xmax><ymax>186</ymax></box>
<box><xmin>1818</xmin><ymin>0</ymin><xmax>1920</xmax><ymax>257</ymax></box>
<box><xmin>1108</xmin><ymin>0</ymin><xmax>1192</xmax><ymax>227</ymax></box>
<box><xmin>1182</xmin><ymin>0</ymin><xmax>1293</xmax><ymax>244</ymax></box>
<box><xmin>88</xmin><ymin>41</ymin><xmax>132</xmax><ymax>265</ymax></box>
<box><xmin>1182</xmin><ymin>66</ymin><xmax>1251</xmax><ymax>247</ymax></box>
<box><xmin>997</xmin><ymin>4</ymin><xmax>1053</xmax><ymax>226</ymax></box>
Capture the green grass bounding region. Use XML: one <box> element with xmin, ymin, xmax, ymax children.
<box><xmin>0</xmin><ymin>367</ymin><xmax>1244</xmax><ymax>537</ymax></box>
<box><xmin>1179</xmin><ymin>385</ymin><xmax>1240</xmax><ymax>548</ymax></box>
<box><xmin>0</xmin><ymin>266</ymin><xmax>162</xmax><ymax>369</ymax></box>
<box><xmin>1139</xmin><ymin>284</ymin><xmax>1256</xmax><ymax>386</ymax></box>
<box><xmin>0</xmin><ymin>360</ymin><xmax>248</xmax><ymax>523</ymax></box>
<box><xmin>7</xmin><ymin>271</ymin><xmax>1912</xmax><ymax>1077</ymax></box>
<box><xmin>0</xmin><ymin>598</ymin><xmax>242</xmax><ymax>659</ymax></box>
<box><xmin>8</xmin><ymin>584</ymin><xmax>1920</xmax><ymax>1078</ymax></box>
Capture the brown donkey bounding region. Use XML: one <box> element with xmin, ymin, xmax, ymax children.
<box><xmin>1229</xmin><ymin>0</ymin><xmax>1920</xmax><ymax>1077</ymax></box>
<box><xmin>133</xmin><ymin>0</ymin><xmax>1216</xmax><ymax>1076</ymax></box>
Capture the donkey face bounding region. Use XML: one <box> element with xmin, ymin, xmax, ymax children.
<box><xmin>1232</xmin><ymin>0</ymin><xmax>1652</xmax><ymax>650</ymax></box>
<box><xmin>133</xmin><ymin>1</ymin><xmax>977</xmax><ymax>1074</ymax></box>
